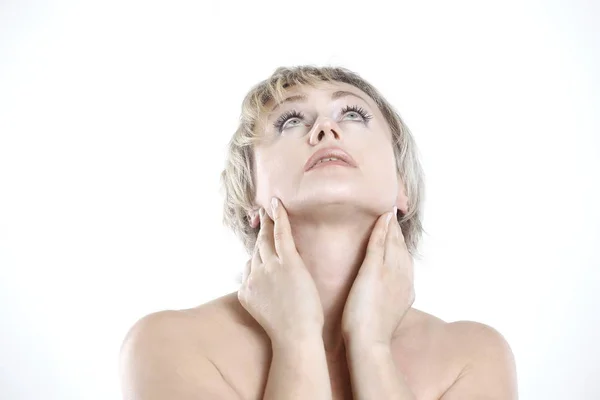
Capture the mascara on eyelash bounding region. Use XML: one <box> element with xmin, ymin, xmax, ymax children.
<box><xmin>273</xmin><ymin>105</ymin><xmax>373</xmax><ymax>132</ymax></box>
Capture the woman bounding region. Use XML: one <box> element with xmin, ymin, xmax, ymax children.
<box><xmin>120</xmin><ymin>66</ymin><xmax>518</xmax><ymax>399</ymax></box>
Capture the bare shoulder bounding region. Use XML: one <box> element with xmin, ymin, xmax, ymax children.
<box><xmin>392</xmin><ymin>308</ymin><xmax>517</xmax><ymax>399</ymax></box>
<box><xmin>410</xmin><ymin>309</ymin><xmax>512</xmax><ymax>347</ymax></box>
<box><xmin>444</xmin><ymin>318</ymin><xmax>515</xmax><ymax>355</ymax></box>
<box><xmin>399</xmin><ymin>307</ymin><xmax>514</xmax><ymax>358</ymax></box>
<box><xmin>407</xmin><ymin>308</ymin><xmax>518</xmax><ymax>399</ymax></box>
<box><xmin>118</xmin><ymin>295</ymin><xmax>246</xmax><ymax>400</ymax></box>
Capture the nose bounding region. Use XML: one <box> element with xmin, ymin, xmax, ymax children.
<box><xmin>308</xmin><ymin>117</ymin><xmax>342</xmax><ymax>145</ymax></box>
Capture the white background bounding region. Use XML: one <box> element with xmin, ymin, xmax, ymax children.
<box><xmin>1</xmin><ymin>0</ymin><xmax>598</xmax><ymax>399</ymax></box>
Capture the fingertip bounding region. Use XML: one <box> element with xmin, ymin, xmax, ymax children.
<box><xmin>271</xmin><ymin>197</ymin><xmax>279</xmax><ymax>216</ymax></box>
<box><xmin>382</xmin><ymin>210</ymin><xmax>395</xmax><ymax>240</ymax></box>
<box><xmin>386</xmin><ymin>211</ymin><xmax>393</xmax><ymax>228</ymax></box>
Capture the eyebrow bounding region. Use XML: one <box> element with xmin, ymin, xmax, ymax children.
<box><xmin>269</xmin><ymin>90</ymin><xmax>370</xmax><ymax>114</ymax></box>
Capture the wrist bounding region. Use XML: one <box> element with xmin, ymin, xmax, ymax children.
<box><xmin>344</xmin><ymin>334</ymin><xmax>391</xmax><ymax>355</ymax></box>
<box><xmin>344</xmin><ymin>327</ymin><xmax>390</xmax><ymax>344</ymax></box>
<box><xmin>270</xmin><ymin>331</ymin><xmax>324</xmax><ymax>352</ymax></box>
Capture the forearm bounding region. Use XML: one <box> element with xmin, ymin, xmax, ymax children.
<box><xmin>346</xmin><ymin>340</ymin><xmax>416</xmax><ymax>400</ymax></box>
<box><xmin>263</xmin><ymin>336</ymin><xmax>332</xmax><ymax>400</ymax></box>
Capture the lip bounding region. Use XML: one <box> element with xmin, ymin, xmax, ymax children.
<box><xmin>304</xmin><ymin>146</ymin><xmax>357</xmax><ymax>171</ymax></box>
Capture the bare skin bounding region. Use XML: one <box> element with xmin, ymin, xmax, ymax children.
<box><xmin>120</xmin><ymin>291</ymin><xmax>511</xmax><ymax>400</ymax></box>
<box><xmin>120</xmin><ymin>207</ymin><xmax>517</xmax><ymax>399</ymax></box>
<box><xmin>119</xmin><ymin>81</ymin><xmax>518</xmax><ymax>399</ymax></box>
<box><xmin>120</xmin><ymin>210</ymin><xmax>517</xmax><ymax>399</ymax></box>
<box><xmin>189</xmin><ymin>293</ymin><xmax>464</xmax><ymax>400</ymax></box>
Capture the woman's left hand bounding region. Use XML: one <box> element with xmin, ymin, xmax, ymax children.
<box><xmin>341</xmin><ymin>207</ymin><xmax>415</xmax><ymax>346</ymax></box>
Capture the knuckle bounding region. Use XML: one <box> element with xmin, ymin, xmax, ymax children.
<box><xmin>266</xmin><ymin>255</ymin><xmax>281</xmax><ymax>267</ymax></box>
<box><xmin>263</xmin><ymin>261</ymin><xmax>275</xmax><ymax>274</ymax></box>
<box><xmin>258</xmin><ymin>226</ymin><xmax>268</xmax><ymax>238</ymax></box>
<box><xmin>271</xmin><ymin>209</ymin><xmax>280</xmax><ymax>220</ymax></box>
<box><xmin>273</xmin><ymin>230</ymin><xmax>286</xmax><ymax>243</ymax></box>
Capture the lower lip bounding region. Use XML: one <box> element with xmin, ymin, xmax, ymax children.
<box><xmin>308</xmin><ymin>160</ymin><xmax>352</xmax><ymax>170</ymax></box>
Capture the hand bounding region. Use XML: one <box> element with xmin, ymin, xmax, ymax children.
<box><xmin>341</xmin><ymin>207</ymin><xmax>415</xmax><ymax>346</ymax></box>
<box><xmin>238</xmin><ymin>197</ymin><xmax>324</xmax><ymax>346</ymax></box>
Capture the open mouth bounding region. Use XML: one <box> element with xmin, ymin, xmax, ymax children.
<box><xmin>309</xmin><ymin>158</ymin><xmax>351</xmax><ymax>170</ymax></box>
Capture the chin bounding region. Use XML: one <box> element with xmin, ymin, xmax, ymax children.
<box><xmin>283</xmin><ymin>196</ymin><xmax>392</xmax><ymax>217</ymax></box>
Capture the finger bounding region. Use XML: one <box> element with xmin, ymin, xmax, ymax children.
<box><xmin>270</xmin><ymin>197</ymin><xmax>298</xmax><ymax>261</ymax></box>
<box><xmin>252</xmin><ymin>239</ymin><xmax>262</xmax><ymax>266</ymax></box>
<box><xmin>364</xmin><ymin>210</ymin><xmax>393</xmax><ymax>265</ymax></box>
<box><xmin>242</xmin><ymin>234</ymin><xmax>264</xmax><ymax>287</ymax></box>
<box><xmin>384</xmin><ymin>206</ymin><xmax>399</xmax><ymax>264</ymax></box>
<box><xmin>257</xmin><ymin>207</ymin><xmax>276</xmax><ymax>261</ymax></box>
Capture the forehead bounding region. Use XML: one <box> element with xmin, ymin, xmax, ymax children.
<box><xmin>265</xmin><ymin>81</ymin><xmax>375</xmax><ymax>111</ymax></box>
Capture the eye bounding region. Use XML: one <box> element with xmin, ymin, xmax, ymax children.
<box><xmin>340</xmin><ymin>105</ymin><xmax>373</xmax><ymax>122</ymax></box>
<box><xmin>273</xmin><ymin>110</ymin><xmax>305</xmax><ymax>132</ymax></box>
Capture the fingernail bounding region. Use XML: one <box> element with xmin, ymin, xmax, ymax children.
<box><xmin>386</xmin><ymin>212</ymin><xmax>393</xmax><ymax>225</ymax></box>
<box><xmin>259</xmin><ymin>208</ymin><xmax>265</xmax><ymax>219</ymax></box>
<box><xmin>271</xmin><ymin>197</ymin><xmax>279</xmax><ymax>213</ymax></box>
<box><xmin>393</xmin><ymin>206</ymin><xmax>397</xmax><ymax>216</ymax></box>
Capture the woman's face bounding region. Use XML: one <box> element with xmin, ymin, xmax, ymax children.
<box><xmin>250</xmin><ymin>81</ymin><xmax>407</xmax><ymax>225</ymax></box>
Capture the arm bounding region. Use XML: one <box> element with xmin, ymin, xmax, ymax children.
<box><xmin>345</xmin><ymin>339</ymin><xmax>416</xmax><ymax>400</ymax></box>
<box><xmin>238</xmin><ymin>201</ymin><xmax>333</xmax><ymax>399</ymax></box>
<box><xmin>263</xmin><ymin>335</ymin><xmax>333</xmax><ymax>400</ymax></box>
<box><xmin>341</xmin><ymin>210</ymin><xmax>417</xmax><ymax>399</ymax></box>
<box><xmin>119</xmin><ymin>311</ymin><xmax>241</xmax><ymax>400</ymax></box>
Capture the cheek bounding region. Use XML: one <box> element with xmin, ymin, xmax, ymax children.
<box><xmin>254</xmin><ymin>152</ymin><xmax>301</xmax><ymax>201</ymax></box>
<box><xmin>365</xmin><ymin>140</ymin><xmax>397</xmax><ymax>174</ymax></box>
<box><xmin>363</xmin><ymin>148</ymin><xmax>400</xmax><ymax>193</ymax></box>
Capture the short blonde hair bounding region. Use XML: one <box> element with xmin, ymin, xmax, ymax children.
<box><xmin>220</xmin><ymin>65</ymin><xmax>426</xmax><ymax>259</ymax></box>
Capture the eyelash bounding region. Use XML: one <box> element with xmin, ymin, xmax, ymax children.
<box><xmin>273</xmin><ymin>105</ymin><xmax>373</xmax><ymax>132</ymax></box>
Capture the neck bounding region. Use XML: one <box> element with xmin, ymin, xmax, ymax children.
<box><xmin>287</xmin><ymin>206</ymin><xmax>378</xmax><ymax>362</ymax></box>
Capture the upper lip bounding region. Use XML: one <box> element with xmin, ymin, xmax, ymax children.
<box><xmin>304</xmin><ymin>146</ymin><xmax>357</xmax><ymax>171</ymax></box>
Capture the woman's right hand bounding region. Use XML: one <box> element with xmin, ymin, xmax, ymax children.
<box><xmin>238</xmin><ymin>197</ymin><xmax>324</xmax><ymax>346</ymax></box>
